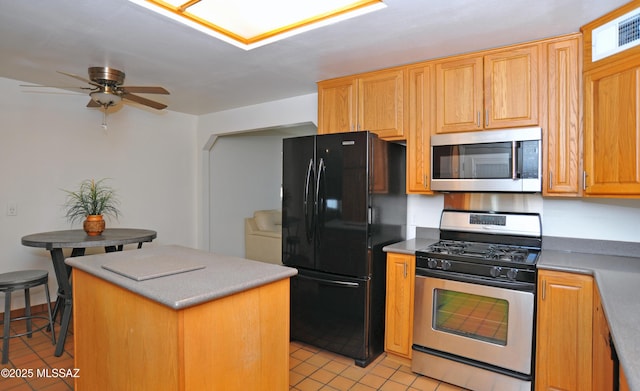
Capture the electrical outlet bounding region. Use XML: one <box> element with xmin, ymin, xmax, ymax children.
<box><xmin>7</xmin><ymin>203</ymin><xmax>17</xmax><ymax>216</ymax></box>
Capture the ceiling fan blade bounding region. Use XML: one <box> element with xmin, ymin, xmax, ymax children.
<box><xmin>120</xmin><ymin>86</ymin><xmax>169</xmax><ymax>94</ymax></box>
<box><xmin>57</xmin><ymin>71</ymin><xmax>102</xmax><ymax>88</ymax></box>
<box><xmin>86</xmin><ymin>99</ymin><xmax>101</xmax><ymax>108</ymax></box>
<box><xmin>20</xmin><ymin>83</ymin><xmax>95</xmax><ymax>90</ymax></box>
<box><xmin>121</xmin><ymin>92</ymin><xmax>167</xmax><ymax>110</ymax></box>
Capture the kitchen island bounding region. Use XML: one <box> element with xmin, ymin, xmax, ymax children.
<box><xmin>65</xmin><ymin>244</ymin><xmax>297</xmax><ymax>391</ymax></box>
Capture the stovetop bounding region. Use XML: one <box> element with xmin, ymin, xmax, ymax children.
<box><xmin>414</xmin><ymin>210</ymin><xmax>542</xmax><ymax>285</ymax></box>
<box><xmin>421</xmin><ymin>239</ymin><xmax>540</xmax><ymax>265</ymax></box>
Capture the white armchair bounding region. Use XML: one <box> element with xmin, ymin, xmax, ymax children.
<box><xmin>244</xmin><ymin>209</ymin><xmax>282</xmax><ymax>264</ymax></box>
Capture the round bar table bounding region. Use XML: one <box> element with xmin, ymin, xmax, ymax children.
<box><xmin>21</xmin><ymin>228</ymin><xmax>157</xmax><ymax>356</ymax></box>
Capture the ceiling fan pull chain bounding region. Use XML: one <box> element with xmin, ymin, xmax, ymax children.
<box><xmin>101</xmin><ymin>108</ymin><xmax>108</xmax><ymax>130</ymax></box>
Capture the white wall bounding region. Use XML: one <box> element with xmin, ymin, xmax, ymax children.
<box><xmin>541</xmin><ymin>197</ymin><xmax>640</xmax><ymax>241</ymax></box>
<box><xmin>196</xmin><ymin>94</ymin><xmax>318</xmax><ymax>251</ymax></box>
<box><xmin>209</xmin><ymin>133</ymin><xmax>285</xmax><ymax>257</ymax></box>
<box><xmin>0</xmin><ymin>77</ymin><xmax>198</xmax><ymax>308</ymax></box>
<box><xmin>408</xmin><ymin>193</ymin><xmax>640</xmax><ymax>243</ymax></box>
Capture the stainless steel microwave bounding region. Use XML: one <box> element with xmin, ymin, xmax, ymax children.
<box><xmin>431</xmin><ymin>127</ymin><xmax>542</xmax><ymax>192</ymax></box>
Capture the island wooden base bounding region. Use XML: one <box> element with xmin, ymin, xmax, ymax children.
<box><xmin>72</xmin><ymin>269</ymin><xmax>290</xmax><ymax>390</ymax></box>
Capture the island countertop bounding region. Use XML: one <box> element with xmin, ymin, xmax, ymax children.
<box><xmin>65</xmin><ymin>244</ymin><xmax>298</xmax><ymax>310</ymax></box>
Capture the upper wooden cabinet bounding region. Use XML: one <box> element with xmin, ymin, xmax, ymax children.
<box><xmin>581</xmin><ymin>1</ymin><xmax>640</xmax><ymax>198</ymax></box>
<box><xmin>434</xmin><ymin>45</ymin><xmax>540</xmax><ymax>133</ymax></box>
<box><xmin>583</xmin><ymin>58</ymin><xmax>640</xmax><ymax>196</ymax></box>
<box><xmin>406</xmin><ymin>63</ymin><xmax>434</xmax><ymax>193</ymax></box>
<box><xmin>318</xmin><ymin>68</ymin><xmax>406</xmax><ymax>140</ymax></box>
<box><xmin>536</xmin><ymin>270</ymin><xmax>593</xmax><ymax>391</ymax></box>
<box><xmin>434</xmin><ymin>56</ymin><xmax>483</xmax><ymax>133</ymax></box>
<box><xmin>317</xmin><ymin>76</ymin><xmax>357</xmax><ymax>135</ymax></box>
<box><xmin>543</xmin><ymin>34</ymin><xmax>583</xmax><ymax>196</ymax></box>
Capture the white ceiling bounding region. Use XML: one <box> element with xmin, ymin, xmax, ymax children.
<box><xmin>0</xmin><ymin>0</ymin><xmax>628</xmax><ymax>116</ymax></box>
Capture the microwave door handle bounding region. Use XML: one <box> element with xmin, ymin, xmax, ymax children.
<box><xmin>511</xmin><ymin>141</ymin><xmax>518</xmax><ymax>180</ymax></box>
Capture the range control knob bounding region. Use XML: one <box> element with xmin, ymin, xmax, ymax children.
<box><xmin>441</xmin><ymin>260</ymin><xmax>452</xmax><ymax>271</ymax></box>
<box><xmin>427</xmin><ymin>258</ymin><xmax>438</xmax><ymax>269</ymax></box>
<box><xmin>490</xmin><ymin>266</ymin><xmax>502</xmax><ymax>278</ymax></box>
<box><xmin>507</xmin><ymin>268</ymin><xmax>518</xmax><ymax>281</ymax></box>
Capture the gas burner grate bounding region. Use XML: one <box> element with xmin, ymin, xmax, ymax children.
<box><xmin>428</xmin><ymin>241</ymin><xmax>467</xmax><ymax>255</ymax></box>
<box><xmin>486</xmin><ymin>246</ymin><xmax>530</xmax><ymax>263</ymax></box>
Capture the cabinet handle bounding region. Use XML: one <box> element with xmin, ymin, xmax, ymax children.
<box><xmin>403</xmin><ymin>262</ymin><xmax>407</xmax><ymax>278</ymax></box>
<box><xmin>424</xmin><ymin>174</ymin><xmax>428</xmax><ymax>189</ymax></box>
<box><xmin>583</xmin><ymin>171</ymin><xmax>587</xmax><ymax>191</ymax></box>
<box><xmin>549</xmin><ymin>172</ymin><xmax>553</xmax><ymax>190</ymax></box>
<box><xmin>477</xmin><ymin>112</ymin><xmax>481</xmax><ymax>128</ymax></box>
<box><xmin>485</xmin><ymin>109</ymin><xmax>489</xmax><ymax>127</ymax></box>
<box><xmin>542</xmin><ymin>279</ymin><xmax>546</xmax><ymax>300</ymax></box>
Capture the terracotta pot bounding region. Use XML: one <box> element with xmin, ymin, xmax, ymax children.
<box><xmin>83</xmin><ymin>215</ymin><xmax>105</xmax><ymax>236</ymax></box>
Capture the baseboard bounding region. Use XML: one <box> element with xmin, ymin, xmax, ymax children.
<box><xmin>0</xmin><ymin>302</ymin><xmax>55</xmax><ymax>319</ymax></box>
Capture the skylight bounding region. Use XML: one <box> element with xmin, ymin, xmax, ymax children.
<box><xmin>128</xmin><ymin>0</ymin><xmax>386</xmax><ymax>50</ymax></box>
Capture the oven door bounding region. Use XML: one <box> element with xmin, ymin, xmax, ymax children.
<box><xmin>413</xmin><ymin>274</ymin><xmax>534</xmax><ymax>375</ymax></box>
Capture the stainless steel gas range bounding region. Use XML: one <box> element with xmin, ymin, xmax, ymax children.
<box><xmin>412</xmin><ymin>209</ymin><xmax>541</xmax><ymax>391</ymax></box>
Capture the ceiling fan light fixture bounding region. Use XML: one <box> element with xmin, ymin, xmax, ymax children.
<box><xmin>90</xmin><ymin>89</ymin><xmax>122</xmax><ymax>107</ymax></box>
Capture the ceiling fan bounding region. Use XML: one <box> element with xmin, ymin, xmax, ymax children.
<box><xmin>67</xmin><ymin>66</ymin><xmax>169</xmax><ymax>110</ymax></box>
<box><xmin>23</xmin><ymin>66</ymin><xmax>170</xmax><ymax>110</ymax></box>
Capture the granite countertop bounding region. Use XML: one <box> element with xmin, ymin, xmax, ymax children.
<box><xmin>383</xmin><ymin>234</ymin><xmax>640</xmax><ymax>391</ymax></box>
<box><xmin>65</xmin><ymin>244</ymin><xmax>297</xmax><ymax>310</ymax></box>
<box><xmin>382</xmin><ymin>237</ymin><xmax>436</xmax><ymax>255</ymax></box>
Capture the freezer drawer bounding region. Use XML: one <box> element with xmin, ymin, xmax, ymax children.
<box><xmin>290</xmin><ymin>270</ymin><xmax>373</xmax><ymax>365</ymax></box>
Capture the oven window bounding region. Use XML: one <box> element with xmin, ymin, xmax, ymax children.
<box><xmin>432</xmin><ymin>289</ymin><xmax>508</xmax><ymax>346</ymax></box>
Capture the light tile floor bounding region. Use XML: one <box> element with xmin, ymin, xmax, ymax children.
<box><xmin>1</xmin><ymin>311</ymin><xmax>468</xmax><ymax>391</ymax></box>
<box><xmin>289</xmin><ymin>341</ymin><xmax>468</xmax><ymax>391</ymax></box>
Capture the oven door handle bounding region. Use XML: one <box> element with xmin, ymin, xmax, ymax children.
<box><xmin>416</xmin><ymin>267</ymin><xmax>535</xmax><ymax>292</ymax></box>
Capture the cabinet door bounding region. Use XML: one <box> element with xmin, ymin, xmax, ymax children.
<box><xmin>407</xmin><ymin>64</ymin><xmax>433</xmax><ymax>193</ymax></box>
<box><xmin>358</xmin><ymin>69</ymin><xmax>406</xmax><ymax>139</ymax></box>
<box><xmin>317</xmin><ymin>77</ymin><xmax>357</xmax><ymax>134</ymax></box>
<box><xmin>536</xmin><ymin>270</ymin><xmax>593</xmax><ymax>391</ymax></box>
<box><xmin>384</xmin><ymin>252</ymin><xmax>415</xmax><ymax>358</ymax></box>
<box><xmin>435</xmin><ymin>56</ymin><xmax>484</xmax><ymax>133</ymax></box>
<box><xmin>484</xmin><ymin>45</ymin><xmax>540</xmax><ymax>128</ymax></box>
<box><xmin>584</xmin><ymin>61</ymin><xmax>640</xmax><ymax>196</ymax></box>
<box><xmin>593</xmin><ymin>285</ymin><xmax>614</xmax><ymax>391</ymax></box>
<box><xmin>544</xmin><ymin>36</ymin><xmax>582</xmax><ymax>196</ymax></box>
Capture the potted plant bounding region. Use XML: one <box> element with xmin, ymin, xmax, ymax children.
<box><xmin>63</xmin><ymin>178</ymin><xmax>121</xmax><ymax>236</ymax></box>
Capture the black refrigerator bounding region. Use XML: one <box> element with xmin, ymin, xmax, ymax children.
<box><xmin>282</xmin><ymin>131</ymin><xmax>406</xmax><ymax>367</ymax></box>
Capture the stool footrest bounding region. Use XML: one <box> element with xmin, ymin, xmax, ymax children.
<box><xmin>0</xmin><ymin>316</ymin><xmax>57</xmax><ymax>339</ymax></box>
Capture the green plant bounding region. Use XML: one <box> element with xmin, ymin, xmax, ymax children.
<box><xmin>63</xmin><ymin>178</ymin><xmax>121</xmax><ymax>224</ymax></box>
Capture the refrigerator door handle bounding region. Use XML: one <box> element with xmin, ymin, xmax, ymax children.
<box><xmin>297</xmin><ymin>273</ymin><xmax>361</xmax><ymax>288</ymax></box>
<box><xmin>315</xmin><ymin>157</ymin><xmax>326</xmax><ymax>238</ymax></box>
<box><xmin>304</xmin><ymin>158</ymin><xmax>315</xmax><ymax>243</ymax></box>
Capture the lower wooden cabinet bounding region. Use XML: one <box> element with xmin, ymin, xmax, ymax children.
<box><xmin>384</xmin><ymin>252</ymin><xmax>415</xmax><ymax>359</ymax></box>
<box><xmin>593</xmin><ymin>284</ymin><xmax>614</xmax><ymax>390</ymax></box>
<box><xmin>536</xmin><ymin>269</ymin><xmax>593</xmax><ymax>391</ymax></box>
<box><xmin>620</xmin><ymin>366</ymin><xmax>631</xmax><ymax>391</ymax></box>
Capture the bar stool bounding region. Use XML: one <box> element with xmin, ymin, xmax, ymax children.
<box><xmin>0</xmin><ymin>270</ymin><xmax>56</xmax><ymax>364</ymax></box>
